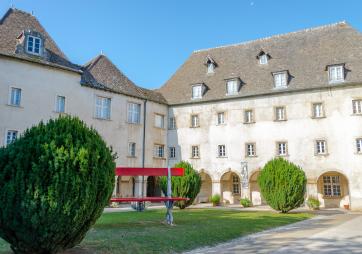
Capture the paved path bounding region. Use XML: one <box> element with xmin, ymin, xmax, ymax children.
<box><xmin>185</xmin><ymin>212</ymin><xmax>362</xmax><ymax>254</ymax></box>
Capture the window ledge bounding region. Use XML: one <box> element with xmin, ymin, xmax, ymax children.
<box><xmin>153</xmin><ymin>157</ymin><xmax>166</xmax><ymax>160</ymax></box>
<box><xmin>329</xmin><ymin>80</ymin><xmax>345</xmax><ymax>85</ymax></box>
<box><xmin>190</xmin><ymin>126</ymin><xmax>200</xmax><ymax>128</ymax></box>
<box><xmin>351</xmin><ymin>113</ymin><xmax>362</xmax><ymax>116</ymax></box>
<box><xmin>216</xmin><ymin>123</ymin><xmax>226</xmax><ymax>126</ymax></box>
<box><xmin>277</xmin><ymin>154</ymin><xmax>289</xmax><ymax>157</ymax></box>
<box><xmin>322</xmin><ymin>196</ymin><xmax>342</xmax><ymax>200</ymax></box>
<box><xmin>93</xmin><ymin>117</ymin><xmax>111</xmax><ymax>121</ymax></box>
<box><xmin>217</xmin><ymin>156</ymin><xmax>228</xmax><ymax>158</ymax></box>
<box><xmin>243</xmin><ymin>122</ymin><xmax>255</xmax><ymax>125</ymax></box>
<box><xmin>225</xmin><ymin>93</ymin><xmax>239</xmax><ymax>97</ymax></box>
<box><xmin>127</xmin><ymin>121</ymin><xmax>142</xmax><ymax>126</ymax></box>
<box><xmin>315</xmin><ymin>153</ymin><xmax>329</xmax><ymax>157</ymax></box>
<box><xmin>6</xmin><ymin>104</ymin><xmax>23</xmax><ymax>109</ymax></box>
<box><xmin>246</xmin><ymin>155</ymin><xmax>258</xmax><ymax>158</ymax></box>
<box><xmin>311</xmin><ymin>116</ymin><xmax>326</xmax><ymax>119</ymax></box>
<box><xmin>154</xmin><ymin>126</ymin><xmax>165</xmax><ymax>130</ymax></box>
<box><xmin>190</xmin><ymin>157</ymin><xmax>200</xmax><ymax>159</ymax></box>
<box><xmin>274</xmin><ymin>119</ymin><xmax>288</xmax><ymax>122</ymax></box>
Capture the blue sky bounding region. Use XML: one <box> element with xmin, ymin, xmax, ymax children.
<box><xmin>1</xmin><ymin>1</ymin><xmax>362</xmax><ymax>89</ymax></box>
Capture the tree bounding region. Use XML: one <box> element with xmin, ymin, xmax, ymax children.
<box><xmin>257</xmin><ymin>157</ymin><xmax>306</xmax><ymax>213</ymax></box>
<box><xmin>0</xmin><ymin>116</ymin><xmax>115</xmax><ymax>253</ymax></box>
<box><xmin>160</xmin><ymin>161</ymin><xmax>201</xmax><ymax>209</ymax></box>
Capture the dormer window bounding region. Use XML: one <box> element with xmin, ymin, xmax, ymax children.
<box><xmin>226</xmin><ymin>79</ymin><xmax>239</xmax><ymax>96</ymax></box>
<box><xmin>207</xmin><ymin>62</ymin><xmax>215</xmax><ymax>74</ymax></box>
<box><xmin>273</xmin><ymin>71</ymin><xmax>288</xmax><ymax>88</ymax></box>
<box><xmin>192</xmin><ymin>84</ymin><xmax>203</xmax><ymax>99</ymax></box>
<box><xmin>205</xmin><ymin>55</ymin><xmax>217</xmax><ymax>74</ymax></box>
<box><xmin>328</xmin><ymin>65</ymin><xmax>344</xmax><ymax>83</ymax></box>
<box><xmin>27</xmin><ymin>35</ymin><xmax>41</xmax><ymax>55</ymax></box>
<box><xmin>259</xmin><ymin>54</ymin><xmax>268</xmax><ymax>65</ymax></box>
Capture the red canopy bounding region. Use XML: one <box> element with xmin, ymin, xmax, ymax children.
<box><xmin>115</xmin><ymin>167</ymin><xmax>184</xmax><ymax>176</ymax></box>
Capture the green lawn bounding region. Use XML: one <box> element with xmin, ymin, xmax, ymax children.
<box><xmin>0</xmin><ymin>209</ymin><xmax>312</xmax><ymax>254</ymax></box>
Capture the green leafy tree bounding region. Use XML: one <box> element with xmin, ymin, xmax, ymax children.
<box><xmin>258</xmin><ymin>157</ymin><xmax>306</xmax><ymax>213</ymax></box>
<box><xmin>160</xmin><ymin>161</ymin><xmax>201</xmax><ymax>209</ymax></box>
<box><xmin>0</xmin><ymin>116</ymin><xmax>115</xmax><ymax>254</ymax></box>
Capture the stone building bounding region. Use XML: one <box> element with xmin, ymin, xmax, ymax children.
<box><xmin>1</xmin><ymin>8</ymin><xmax>362</xmax><ymax>209</ymax></box>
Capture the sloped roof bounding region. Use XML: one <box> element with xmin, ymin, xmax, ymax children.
<box><xmin>81</xmin><ymin>55</ymin><xmax>167</xmax><ymax>104</ymax></box>
<box><xmin>0</xmin><ymin>8</ymin><xmax>81</xmax><ymax>72</ymax></box>
<box><xmin>159</xmin><ymin>22</ymin><xmax>362</xmax><ymax>105</ymax></box>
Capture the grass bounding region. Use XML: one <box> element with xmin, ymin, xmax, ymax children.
<box><xmin>0</xmin><ymin>208</ymin><xmax>312</xmax><ymax>254</ymax></box>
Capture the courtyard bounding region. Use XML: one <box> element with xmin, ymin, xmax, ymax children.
<box><xmin>0</xmin><ymin>208</ymin><xmax>311</xmax><ymax>254</ymax></box>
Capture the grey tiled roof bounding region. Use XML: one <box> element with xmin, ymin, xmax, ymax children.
<box><xmin>0</xmin><ymin>8</ymin><xmax>81</xmax><ymax>72</ymax></box>
<box><xmin>81</xmin><ymin>55</ymin><xmax>167</xmax><ymax>104</ymax></box>
<box><xmin>159</xmin><ymin>22</ymin><xmax>362</xmax><ymax>105</ymax></box>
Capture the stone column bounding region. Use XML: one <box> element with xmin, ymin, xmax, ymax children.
<box><xmin>112</xmin><ymin>176</ymin><xmax>118</xmax><ymax>196</ymax></box>
<box><xmin>212</xmin><ymin>180</ymin><xmax>221</xmax><ymax>196</ymax></box>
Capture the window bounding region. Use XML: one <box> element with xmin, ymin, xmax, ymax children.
<box><xmin>259</xmin><ymin>54</ymin><xmax>268</xmax><ymax>65</ymax></box>
<box><xmin>154</xmin><ymin>144</ymin><xmax>164</xmax><ymax>158</ymax></box>
<box><xmin>218</xmin><ymin>145</ymin><xmax>226</xmax><ymax>157</ymax></box>
<box><xmin>312</xmin><ymin>103</ymin><xmax>324</xmax><ymax>118</ymax></box>
<box><xmin>191</xmin><ymin>114</ymin><xmax>199</xmax><ymax>128</ymax></box>
<box><xmin>275</xmin><ymin>106</ymin><xmax>286</xmax><ymax>121</ymax></box>
<box><xmin>244</xmin><ymin>110</ymin><xmax>254</xmax><ymax>124</ymax></box>
<box><xmin>128</xmin><ymin>142</ymin><xmax>136</xmax><ymax>157</ymax></box>
<box><xmin>191</xmin><ymin>145</ymin><xmax>200</xmax><ymax>158</ymax></box>
<box><xmin>352</xmin><ymin>100</ymin><xmax>362</xmax><ymax>115</ymax></box>
<box><xmin>232</xmin><ymin>175</ymin><xmax>240</xmax><ymax>194</ymax></box>
<box><xmin>226</xmin><ymin>80</ymin><xmax>238</xmax><ymax>95</ymax></box>
<box><xmin>207</xmin><ymin>63</ymin><xmax>215</xmax><ymax>74</ymax></box>
<box><xmin>128</xmin><ymin>103</ymin><xmax>141</xmax><ymax>124</ymax></box>
<box><xmin>10</xmin><ymin>87</ymin><xmax>21</xmax><ymax>106</ymax></box>
<box><xmin>323</xmin><ymin>175</ymin><xmax>341</xmax><ymax>197</ymax></box>
<box><xmin>168</xmin><ymin>117</ymin><xmax>176</xmax><ymax>129</ymax></box>
<box><xmin>27</xmin><ymin>35</ymin><xmax>41</xmax><ymax>55</ymax></box>
<box><xmin>273</xmin><ymin>72</ymin><xmax>287</xmax><ymax>88</ymax></box>
<box><xmin>277</xmin><ymin>142</ymin><xmax>288</xmax><ymax>156</ymax></box>
<box><xmin>192</xmin><ymin>85</ymin><xmax>203</xmax><ymax>99</ymax></box>
<box><xmin>356</xmin><ymin>138</ymin><xmax>362</xmax><ymax>153</ymax></box>
<box><xmin>56</xmin><ymin>96</ymin><xmax>65</xmax><ymax>113</ymax></box>
<box><xmin>6</xmin><ymin>130</ymin><xmax>18</xmax><ymax>145</ymax></box>
<box><xmin>154</xmin><ymin>114</ymin><xmax>164</xmax><ymax>128</ymax></box>
<box><xmin>217</xmin><ymin>112</ymin><xmax>225</xmax><ymax>125</ymax></box>
<box><xmin>169</xmin><ymin>147</ymin><xmax>176</xmax><ymax>159</ymax></box>
<box><xmin>315</xmin><ymin>140</ymin><xmax>327</xmax><ymax>155</ymax></box>
<box><xmin>95</xmin><ymin>96</ymin><xmax>111</xmax><ymax>119</ymax></box>
<box><xmin>246</xmin><ymin>143</ymin><xmax>256</xmax><ymax>157</ymax></box>
<box><xmin>328</xmin><ymin>65</ymin><xmax>344</xmax><ymax>83</ymax></box>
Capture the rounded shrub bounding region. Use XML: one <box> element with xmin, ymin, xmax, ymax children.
<box><xmin>258</xmin><ymin>157</ymin><xmax>306</xmax><ymax>213</ymax></box>
<box><xmin>0</xmin><ymin>116</ymin><xmax>115</xmax><ymax>254</ymax></box>
<box><xmin>211</xmin><ymin>194</ymin><xmax>221</xmax><ymax>206</ymax></box>
<box><xmin>306</xmin><ymin>197</ymin><xmax>320</xmax><ymax>210</ymax></box>
<box><xmin>240</xmin><ymin>198</ymin><xmax>252</xmax><ymax>207</ymax></box>
<box><xmin>160</xmin><ymin>161</ymin><xmax>201</xmax><ymax>209</ymax></box>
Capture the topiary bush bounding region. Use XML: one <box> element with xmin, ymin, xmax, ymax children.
<box><xmin>240</xmin><ymin>198</ymin><xmax>252</xmax><ymax>208</ymax></box>
<box><xmin>0</xmin><ymin>116</ymin><xmax>115</xmax><ymax>254</ymax></box>
<box><xmin>211</xmin><ymin>194</ymin><xmax>221</xmax><ymax>206</ymax></box>
<box><xmin>306</xmin><ymin>197</ymin><xmax>320</xmax><ymax>210</ymax></box>
<box><xmin>258</xmin><ymin>157</ymin><xmax>306</xmax><ymax>213</ymax></box>
<box><xmin>160</xmin><ymin>161</ymin><xmax>201</xmax><ymax>209</ymax></box>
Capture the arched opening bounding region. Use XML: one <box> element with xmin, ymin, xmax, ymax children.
<box><xmin>249</xmin><ymin>171</ymin><xmax>266</xmax><ymax>206</ymax></box>
<box><xmin>220</xmin><ymin>171</ymin><xmax>241</xmax><ymax>204</ymax></box>
<box><xmin>116</xmin><ymin>176</ymin><xmax>136</xmax><ymax>197</ymax></box>
<box><xmin>146</xmin><ymin>176</ymin><xmax>161</xmax><ymax>197</ymax></box>
<box><xmin>317</xmin><ymin>171</ymin><xmax>350</xmax><ymax>208</ymax></box>
<box><xmin>196</xmin><ymin>172</ymin><xmax>212</xmax><ymax>203</ymax></box>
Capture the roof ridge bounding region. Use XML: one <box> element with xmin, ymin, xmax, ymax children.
<box><xmin>194</xmin><ymin>21</ymin><xmax>349</xmax><ymax>53</ymax></box>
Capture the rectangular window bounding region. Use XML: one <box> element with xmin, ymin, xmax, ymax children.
<box><xmin>191</xmin><ymin>145</ymin><xmax>200</xmax><ymax>158</ymax></box>
<box><xmin>246</xmin><ymin>143</ymin><xmax>256</xmax><ymax>157</ymax></box>
<box><xmin>169</xmin><ymin>147</ymin><xmax>176</xmax><ymax>159</ymax></box>
<box><xmin>95</xmin><ymin>96</ymin><xmax>111</xmax><ymax>119</ymax></box>
<box><xmin>316</xmin><ymin>140</ymin><xmax>327</xmax><ymax>155</ymax></box>
<box><xmin>352</xmin><ymin>100</ymin><xmax>362</xmax><ymax>115</ymax></box>
<box><xmin>168</xmin><ymin>117</ymin><xmax>176</xmax><ymax>129</ymax></box>
<box><xmin>259</xmin><ymin>54</ymin><xmax>268</xmax><ymax>65</ymax></box>
<box><xmin>232</xmin><ymin>175</ymin><xmax>240</xmax><ymax>194</ymax></box>
<box><xmin>128</xmin><ymin>142</ymin><xmax>136</xmax><ymax>157</ymax></box>
<box><xmin>244</xmin><ymin>110</ymin><xmax>254</xmax><ymax>124</ymax></box>
<box><xmin>323</xmin><ymin>176</ymin><xmax>341</xmax><ymax>197</ymax></box>
<box><xmin>154</xmin><ymin>114</ymin><xmax>164</xmax><ymax>128</ymax></box>
<box><xmin>154</xmin><ymin>144</ymin><xmax>165</xmax><ymax>158</ymax></box>
<box><xmin>218</xmin><ymin>145</ymin><xmax>226</xmax><ymax>157</ymax></box>
<box><xmin>27</xmin><ymin>35</ymin><xmax>41</xmax><ymax>55</ymax></box>
<box><xmin>192</xmin><ymin>85</ymin><xmax>202</xmax><ymax>99</ymax></box>
<box><xmin>356</xmin><ymin>138</ymin><xmax>362</xmax><ymax>153</ymax></box>
<box><xmin>56</xmin><ymin>96</ymin><xmax>65</xmax><ymax>113</ymax></box>
<box><xmin>6</xmin><ymin>130</ymin><xmax>18</xmax><ymax>145</ymax></box>
<box><xmin>217</xmin><ymin>112</ymin><xmax>225</xmax><ymax>125</ymax></box>
<box><xmin>10</xmin><ymin>87</ymin><xmax>21</xmax><ymax>106</ymax></box>
<box><xmin>273</xmin><ymin>72</ymin><xmax>287</xmax><ymax>88</ymax></box>
<box><xmin>127</xmin><ymin>103</ymin><xmax>141</xmax><ymax>124</ymax></box>
<box><xmin>226</xmin><ymin>80</ymin><xmax>238</xmax><ymax>95</ymax></box>
<box><xmin>328</xmin><ymin>65</ymin><xmax>344</xmax><ymax>83</ymax></box>
<box><xmin>277</xmin><ymin>142</ymin><xmax>288</xmax><ymax>156</ymax></box>
<box><xmin>191</xmin><ymin>114</ymin><xmax>199</xmax><ymax>128</ymax></box>
<box><xmin>275</xmin><ymin>106</ymin><xmax>286</xmax><ymax>121</ymax></box>
<box><xmin>312</xmin><ymin>103</ymin><xmax>324</xmax><ymax>118</ymax></box>
<box><xmin>207</xmin><ymin>63</ymin><xmax>214</xmax><ymax>74</ymax></box>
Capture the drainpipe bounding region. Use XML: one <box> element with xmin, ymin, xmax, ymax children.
<box><xmin>141</xmin><ymin>100</ymin><xmax>147</xmax><ymax>197</ymax></box>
